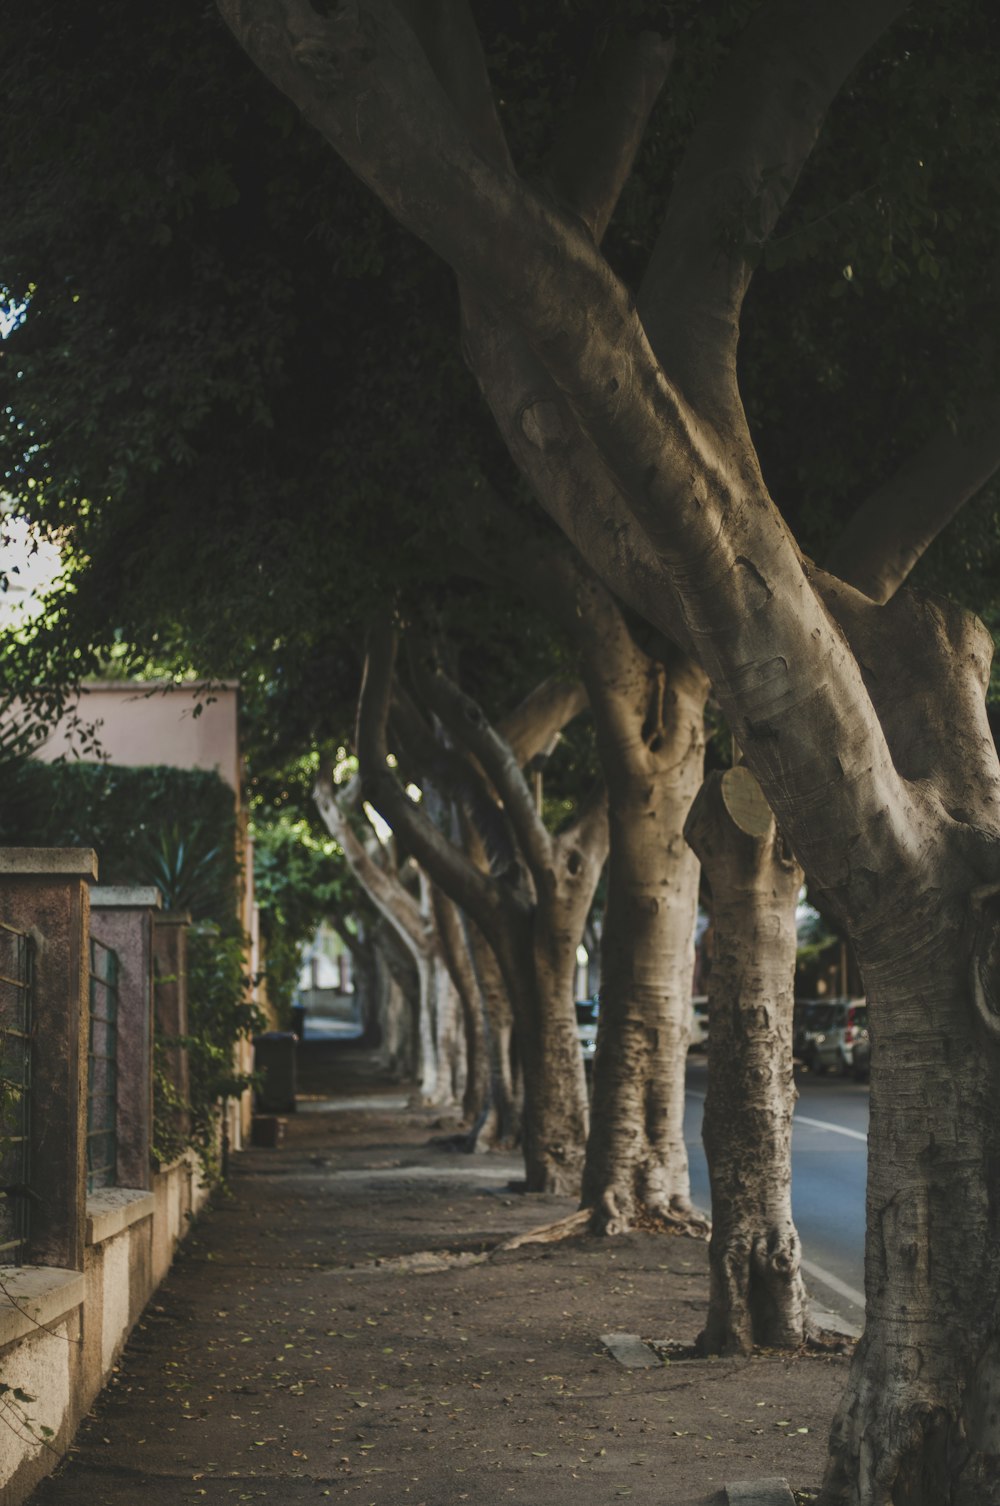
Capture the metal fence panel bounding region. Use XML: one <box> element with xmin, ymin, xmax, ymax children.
<box><xmin>0</xmin><ymin>920</ymin><xmax>33</xmax><ymax>1263</ymax></box>
<box><xmin>87</xmin><ymin>936</ymin><xmax>119</xmax><ymax>1191</ymax></box>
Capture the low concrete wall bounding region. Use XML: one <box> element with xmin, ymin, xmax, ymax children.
<box><xmin>0</xmin><ymin>1156</ymin><xmax>209</xmax><ymax>1504</ymax></box>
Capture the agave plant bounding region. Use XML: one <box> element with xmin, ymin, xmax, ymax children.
<box><xmin>130</xmin><ymin>820</ymin><xmax>226</xmax><ymax>920</ymax></box>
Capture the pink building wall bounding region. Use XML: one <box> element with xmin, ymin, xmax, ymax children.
<box><xmin>32</xmin><ymin>682</ymin><xmax>241</xmax><ymax>797</ymax></box>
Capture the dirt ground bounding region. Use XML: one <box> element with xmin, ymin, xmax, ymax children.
<box><xmin>29</xmin><ymin>1046</ymin><xmax>852</xmax><ymax>1506</ymax></box>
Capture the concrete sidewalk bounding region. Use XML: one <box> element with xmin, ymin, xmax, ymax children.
<box><xmin>28</xmin><ymin>1046</ymin><xmax>848</xmax><ymax>1506</ymax></box>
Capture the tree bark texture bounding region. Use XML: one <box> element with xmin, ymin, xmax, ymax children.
<box><xmin>580</xmin><ymin>636</ymin><xmax>709</xmax><ymax>1233</ymax></box>
<box><xmin>313</xmin><ymin>771</ymin><xmax>458</xmax><ymax>1106</ymax></box>
<box><xmin>464</xmin><ymin>917</ymin><xmax>521</xmax><ymax>1150</ymax></box>
<box><xmin>431</xmin><ymin>882</ymin><xmax>489</xmax><ymax>1124</ymax></box>
<box><xmin>416</xmin><ymin>869</ymin><xmax>465</xmax><ymax>1109</ymax></box>
<box><xmin>686</xmin><ymin>767</ymin><xmax>808</xmax><ymax>1355</ymax></box>
<box><xmin>821</xmin><ymin>905</ymin><xmax>1000</xmax><ymax>1506</ymax></box>
<box><xmin>373</xmin><ymin>937</ymin><xmax>415</xmax><ymax>1078</ymax></box>
<box><xmin>507</xmin><ymin>915</ymin><xmax>592</xmax><ymax>1195</ymax></box>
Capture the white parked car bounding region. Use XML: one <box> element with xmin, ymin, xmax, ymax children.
<box><xmin>575</xmin><ymin>996</ymin><xmax>599</xmax><ymax>1074</ymax></box>
<box><xmin>689</xmin><ymin>996</ymin><xmax>709</xmax><ymax>1051</ymax></box>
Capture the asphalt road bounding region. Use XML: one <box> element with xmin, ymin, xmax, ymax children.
<box><xmin>684</xmin><ymin>1056</ymin><xmax>869</xmax><ymax>1327</ymax></box>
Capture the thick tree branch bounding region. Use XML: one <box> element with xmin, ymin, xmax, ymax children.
<box><xmin>313</xmin><ymin>766</ymin><xmax>428</xmax><ymax>956</ymax></box>
<box><xmin>827</xmin><ymin>394</ymin><xmax>1000</xmax><ymax>602</ymax></box>
<box><xmin>356</xmin><ymin>620</ymin><xmax>508</xmax><ymax>938</ymax></box>
<box><xmin>554</xmin><ymin>777</ymin><xmax>610</xmax><ymax>868</ymax></box>
<box><xmin>407</xmin><ymin>654</ymin><xmax>556</xmax><ymax>886</ymax></box>
<box><xmin>541</xmin><ymin>32</ymin><xmax>674</xmax><ymax>242</ymax></box>
<box><xmin>497</xmin><ymin>673</ymin><xmax>588</xmax><ymax>768</ymax></box>
<box><xmin>393</xmin><ymin>0</ymin><xmax>512</xmax><ymax>173</ymax></box>
<box><xmin>390</xmin><ymin>681</ymin><xmax>521</xmax><ymax>880</ymax></box>
<box><xmin>459</xmin><ymin>300</ymin><xmax>694</xmax><ymax>650</ymax></box>
<box><xmin>451</xmin><ymin>474</ymin><xmax>707</xmax><ymax>782</ymax></box>
<box><xmin>639</xmin><ymin>0</ymin><xmax>911</xmax><ymax>421</ymax></box>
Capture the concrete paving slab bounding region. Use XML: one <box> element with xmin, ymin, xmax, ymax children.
<box><xmin>725</xmin><ymin>1480</ymin><xmax>795</xmax><ymax>1505</ymax></box>
<box><xmin>600</xmin><ymin>1331</ymin><xmax>662</xmax><ymax>1368</ymax></box>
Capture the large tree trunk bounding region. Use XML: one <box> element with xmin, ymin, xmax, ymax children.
<box><xmin>581</xmin><ymin>641</ymin><xmax>709</xmax><ymax>1233</ymax></box>
<box><xmin>411</xmin><ymin>946</ymin><xmax>463</xmax><ymax>1109</ymax></box>
<box><xmin>373</xmin><ymin>936</ymin><xmax>416</xmax><ymax>1079</ymax></box>
<box><xmin>462</xmin><ymin>511</ymin><xmax>711</xmax><ymax>1225</ymax></box>
<box><xmin>503</xmin><ymin>914</ymin><xmax>592</xmax><ymax>1194</ymax></box>
<box><xmin>821</xmin><ymin>896</ymin><xmax>1000</xmax><ymax>1506</ymax></box>
<box><xmin>465</xmin><ymin>917</ymin><xmax>520</xmax><ymax>1149</ymax></box>
<box><xmin>686</xmin><ymin>767</ymin><xmax>809</xmax><ymax>1354</ymax></box>
<box><xmin>431</xmin><ymin>883</ymin><xmax>486</xmax><ymax>1122</ymax></box>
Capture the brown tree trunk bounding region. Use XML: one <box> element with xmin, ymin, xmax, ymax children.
<box><xmin>432</xmin><ymin>883</ymin><xmax>489</xmax><ymax>1124</ymax></box>
<box><xmin>465</xmin><ymin>919</ymin><xmax>521</xmax><ymax>1149</ymax></box>
<box><xmin>313</xmin><ymin>771</ymin><xmax>458</xmax><ymax>1106</ymax></box>
<box><xmin>686</xmin><ymin>767</ymin><xmax>808</xmax><ymax>1354</ymax></box>
<box><xmin>820</xmin><ymin>894</ymin><xmax>1000</xmax><ymax>1506</ymax></box>
<box><xmin>581</xmin><ymin>642</ymin><xmax>709</xmax><ymax>1233</ymax></box>
<box><xmin>507</xmin><ymin>917</ymin><xmax>591</xmax><ymax>1194</ymax></box>
<box><xmin>373</xmin><ymin>938</ymin><xmax>416</xmax><ymax>1079</ymax></box>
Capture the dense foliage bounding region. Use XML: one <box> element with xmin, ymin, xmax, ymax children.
<box><xmin>252</xmin><ymin>816</ymin><xmax>355</xmax><ymax>1018</ymax></box>
<box><xmin>153</xmin><ymin>922</ymin><xmax>262</xmax><ymax>1174</ymax></box>
<box><xmin>0</xmin><ymin>761</ymin><xmax>239</xmax><ymax>917</ymax></box>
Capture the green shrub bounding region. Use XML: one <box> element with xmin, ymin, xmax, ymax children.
<box><xmin>0</xmin><ymin>761</ymin><xmax>238</xmax><ymax>923</ymax></box>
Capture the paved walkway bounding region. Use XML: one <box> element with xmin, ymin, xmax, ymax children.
<box><xmin>29</xmin><ymin>1046</ymin><xmax>850</xmax><ymax>1506</ymax></box>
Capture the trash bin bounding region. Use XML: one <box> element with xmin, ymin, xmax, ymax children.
<box><xmin>253</xmin><ymin>1030</ymin><xmax>297</xmax><ymax>1113</ymax></box>
<box><xmin>290</xmin><ymin>1004</ymin><xmax>307</xmax><ymax>1040</ymax></box>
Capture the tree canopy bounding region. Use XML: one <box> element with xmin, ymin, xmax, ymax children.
<box><xmin>3</xmin><ymin>0</ymin><xmax>999</xmax><ymax>721</ymax></box>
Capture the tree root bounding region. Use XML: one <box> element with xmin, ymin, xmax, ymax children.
<box><xmin>491</xmin><ymin>1198</ymin><xmax>711</xmax><ymax>1254</ymax></box>
<box><xmin>633</xmin><ymin>1205</ymin><xmax>712</xmax><ymax>1240</ymax></box>
<box><xmin>492</xmin><ymin>1208</ymin><xmax>592</xmax><ymax>1253</ymax></box>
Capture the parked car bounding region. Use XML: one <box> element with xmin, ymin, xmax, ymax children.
<box><xmin>689</xmin><ymin>996</ymin><xmax>709</xmax><ymax>1051</ymax></box>
<box><xmin>847</xmin><ymin>1005</ymin><xmax>870</xmax><ymax>1080</ymax></box>
<box><xmin>794</xmin><ymin>997</ymin><xmax>867</xmax><ymax>1075</ymax></box>
<box><xmin>793</xmin><ymin>998</ymin><xmax>825</xmax><ymax>1065</ymax></box>
<box><xmin>575</xmin><ymin>995</ymin><xmax>600</xmax><ymax>1074</ymax></box>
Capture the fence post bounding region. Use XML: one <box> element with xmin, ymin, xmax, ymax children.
<box><xmin>0</xmin><ymin>847</ymin><xmax>97</xmax><ymax>1270</ymax></box>
<box><xmin>152</xmin><ymin>912</ymin><xmax>191</xmax><ymax>1144</ymax></box>
<box><xmin>89</xmin><ymin>887</ymin><xmax>162</xmax><ymax>1190</ymax></box>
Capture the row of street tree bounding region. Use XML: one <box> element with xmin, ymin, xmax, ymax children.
<box><xmin>4</xmin><ymin>3</ymin><xmax>1000</xmax><ymax>1501</ymax></box>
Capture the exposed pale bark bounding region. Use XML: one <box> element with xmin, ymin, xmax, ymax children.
<box><xmin>581</xmin><ymin>639</ymin><xmax>708</xmax><ymax>1235</ymax></box>
<box><xmin>686</xmin><ymin>768</ymin><xmax>807</xmax><ymax>1354</ymax></box>
<box><xmin>217</xmin><ymin>4</ymin><xmax>1000</xmax><ymax>1496</ymax></box>
<box><xmin>313</xmin><ymin>769</ymin><xmax>458</xmax><ymax>1106</ymax></box>
<box><xmin>372</xmin><ymin>930</ymin><xmax>416</xmax><ymax>1078</ymax></box>
<box><xmin>463</xmin><ymin>917</ymin><xmax>520</xmax><ymax>1150</ymax></box>
<box><xmin>431</xmin><ymin>882</ymin><xmax>487</xmax><ymax>1123</ymax></box>
<box><xmin>416</xmin><ymin>868</ymin><xmax>465</xmax><ymax>1109</ymax></box>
